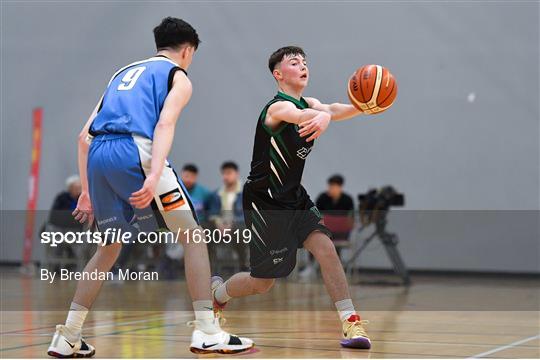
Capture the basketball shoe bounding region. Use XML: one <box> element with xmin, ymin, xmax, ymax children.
<box><xmin>188</xmin><ymin>318</ymin><xmax>254</xmax><ymax>354</ymax></box>
<box><xmin>340</xmin><ymin>315</ymin><xmax>371</xmax><ymax>349</ymax></box>
<box><xmin>47</xmin><ymin>325</ymin><xmax>95</xmax><ymax>358</ymax></box>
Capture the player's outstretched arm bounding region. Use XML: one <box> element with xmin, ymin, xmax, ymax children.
<box><xmin>305</xmin><ymin>97</ymin><xmax>363</xmax><ymax>121</ymax></box>
<box><xmin>266</xmin><ymin>101</ymin><xmax>331</xmax><ymax>141</ymax></box>
<box><xmin>129</xmin><ymin>71</ymin><xmax>192</xmax><ymax>209</ymax></box>
<box><xmin>73</xmin><ymin>96</ymin><xmax>102</xmax><ymax>224</ymax></box>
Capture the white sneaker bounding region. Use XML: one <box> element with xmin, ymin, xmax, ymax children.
<box><xmin>189</xmin><ymin>320</ymin><xmax>254</xmax><ymax>354</ymax></box>
<box><xmin>47</xmin><ymin>325</ymin><xmax>95</xmax><ymax>358</ymax></box>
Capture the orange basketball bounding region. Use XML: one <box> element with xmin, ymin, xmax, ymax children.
<box><xmin>348</xmin><ymin>65</ymin><xmax>397</xmax><ymax>114</ymax></box>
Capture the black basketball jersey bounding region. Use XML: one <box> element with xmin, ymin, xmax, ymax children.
<box><xmin>247</xmin><ymin>91</ymin><xmax>315</xmax><ymax>208</ymax></box>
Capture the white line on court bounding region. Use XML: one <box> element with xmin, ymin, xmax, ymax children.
<box><xmin>468</xmin><ymin>333</ymin><xmax>540</xmax><ymax>358</ymax></box>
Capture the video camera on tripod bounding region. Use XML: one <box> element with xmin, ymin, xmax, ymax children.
<box><xmin>358</xmin><ymin>186</ymin><xmax>404</xmax><ymax>225</ymax></box>
<box><xmin>345</xmin><ymin>186</ymin><xmax>410</xmax><ymax>285</ymax></box>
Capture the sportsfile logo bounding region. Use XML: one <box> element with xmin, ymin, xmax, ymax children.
<box><xmin>296</xmin><ymin>147</ymin><xmax>312</xmax><ymax>160</ymax></box>
<box><xmin>159</xmin><ymin>188</ymin><xmax>185</xmax><ymax>211</ymax></box>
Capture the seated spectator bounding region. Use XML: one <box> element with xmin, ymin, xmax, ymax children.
<box><xmin>299</xmin><ymin>174</ymin><xmax>354</xmax><ymax>279</ymax></box>
<box><xmin>180</xmin><ymin>163</ymin><xmax>212</xmax><ymax>224</ymax></box>
<box><xmin>316</xmin><ymin>174</ymin><xmax>354</xmax><ymax>239</ymax></box>
<box><xmin>48</xmin><ymin>175</ymin><xmax>83</xmax><ymax>230</ymax></box>
<box><xmin>208</xmin><ymin>161</ymin><xmax>249</xmax><ymax>272</ymax></box>
<box><xmin>43</xmin><ymin>175</ymin><xmax>84</xmax><ymax>271</ymax></box>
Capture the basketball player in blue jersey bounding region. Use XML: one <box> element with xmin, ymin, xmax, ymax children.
<box><xmin>47</xmin><ymin>17</ymin><xmax>253</xmax><ymax>357</ymax></box>
<box><xmin>211</xmin><ymin>46</ymin><xmax>372</xmax><ymax>349</ymax></box>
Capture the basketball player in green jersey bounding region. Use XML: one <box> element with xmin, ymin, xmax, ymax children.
<box><xmin>211</xmin><ymin>46</ymin><xmax>371</xmax><ymax>349</ymax></box>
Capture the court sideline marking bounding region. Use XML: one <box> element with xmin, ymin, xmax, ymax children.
<box><xmin>468</xmin><ymin>333</ymin><xmax>540</xmax><ymax>358</ymax></box>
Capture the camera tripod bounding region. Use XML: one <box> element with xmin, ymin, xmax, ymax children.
<box><xmin>344</xmin><ymin>211</ymin><xmax>411</xmax><ymax>286</ymax></box>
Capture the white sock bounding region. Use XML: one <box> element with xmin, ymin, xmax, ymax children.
<box><xmin>335</xmin><ymin>299</ymin><xmax>356</xmax><ymax>322</ymax></box>
<box><xmin>214</xmin><ymin>281</ymin><xmax>232</xmax><ymax>304</ymax></box>
<box><xmin>192</xmin><ymin>300</ymin><xmax>219</xmax><ymax>334</ymax></box>
<box><xmin>65</xmin><ymin>302</ymin><xmax>88</xmax><ymax>336</ymax></box>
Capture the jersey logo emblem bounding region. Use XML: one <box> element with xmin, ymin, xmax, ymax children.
<box><xmin>273</xmin><ymin>257</ymin><xmax>283</xmax><ymax>264</ymax></box>
<box><xmin>297</xmin><ymin>147</ymin><xmax>312</xmax><ymax>160</ymax></box>
<box><xmin>159</xmin><ymin>188</ymin><xmax>185</xmax><ymax>211</ymax></box>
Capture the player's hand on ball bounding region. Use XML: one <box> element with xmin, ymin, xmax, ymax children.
<box><xmin>130</xmin><ymin>174</ymin><xmax>159</xmax><ymax>209</ymax></box>
<box><xmin>72</xmin><ymin>192</ymin><xmax>94</xmax><ymax>225</ymax></box>
<box><xmin>299</xmin><ymin>111</ymin><xmax>331</xmax><ymax>141</ymax></box>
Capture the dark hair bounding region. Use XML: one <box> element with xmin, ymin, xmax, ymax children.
<box><xmin>182</xmin><ymin>163</ymin><xmax>198</xmax><ymax>174</ymax></box>
<box><xmin>153</xmin><ymin>17</ymin><xmax>200</xmax><ymax>51</ymax></box>
<box><xmin>221</xmin><ymin>161</ymin><xmax>239</xmax><ymax>172</ymax></box>
<box><xmin>268</xmin><ymin>46</ymin><xmax>306</xmax><ymax>73</ymax></box>
<box><xmin>328</xmin><ymin>174</ymin><xmax>344</xmax><ymax>186</ymax></box>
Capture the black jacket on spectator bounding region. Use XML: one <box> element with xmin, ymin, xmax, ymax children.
<box><xmin>48</xmin><ymin>192</ymin><xmax>82</xmax><ymax>229</ymax></box>
<box><xmin>316</xmin><ymin>192</ymin><xmax>354</xmax><ymax>216</ymax></box>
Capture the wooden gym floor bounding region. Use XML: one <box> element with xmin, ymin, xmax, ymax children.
<box><xmin>1</xmin><ymin>271</ymin><xmax>539</xmax><ymax>358</ymax></box>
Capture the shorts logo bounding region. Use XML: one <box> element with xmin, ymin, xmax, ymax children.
<box><xmin>136</xmin><ymin>214</ymin><xmax>154</xmax><ymax>221</ymax></box>
<box><xmin>162</xmin><ymin>192</ymin><xmax>181</xmax><ymax>203</ymax></box>
<box><xmin>297</xmin><ymin>147</ymin><xmax>312</xmax><ymax>160</ymax></box>
<box><xmin>270</xmin><ymin>247</ymin><xmax>288</xmax><ymax>256</ymax></box>
<box><xmin>97</xmin><ymin>216</ymin><xmax>117</xmax><ymax>225</ymax></box>
<box><xmin>273</xmin><ymin>257</ymin><xmax>283</xmax><ymax>264</ymax></box>
<box><xmin>159</xmin><ymin>188</ymin><xmax>185</xmax><ymax>211</ymax></box>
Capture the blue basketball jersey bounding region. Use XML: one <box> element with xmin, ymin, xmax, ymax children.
<box><xmin>89</xmin><ymin>56</ymin><xmax>185</xmax><ymax>140</ymax></box>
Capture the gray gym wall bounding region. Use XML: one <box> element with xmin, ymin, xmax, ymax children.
<box><xmin>1</xmin><ymin>1</ymin><xmax>538</xmax><ymax>272</ymax></box>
